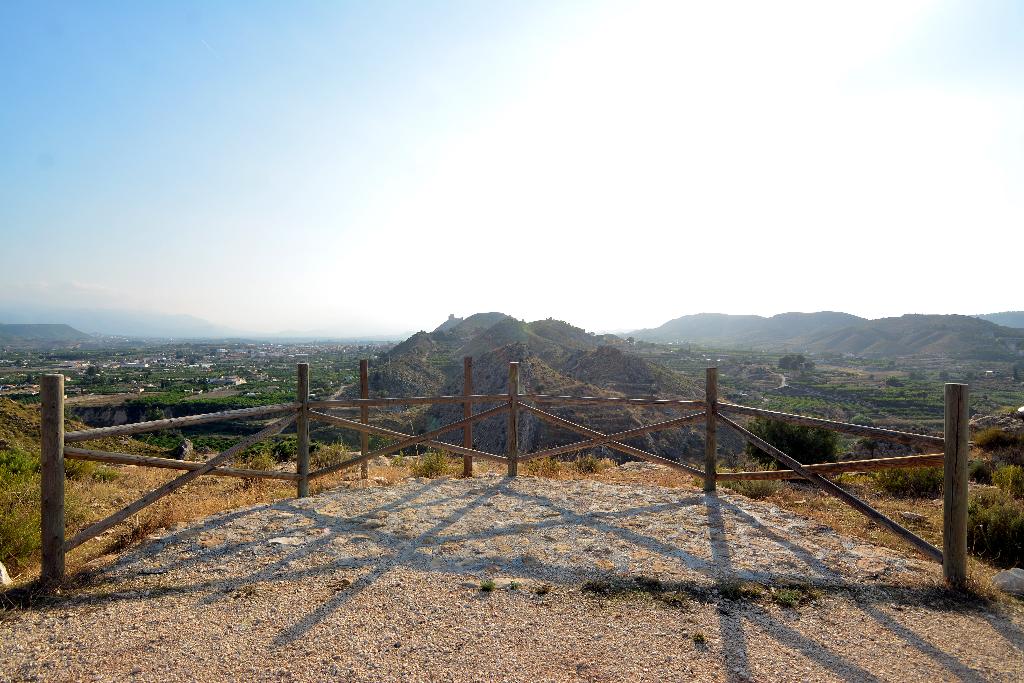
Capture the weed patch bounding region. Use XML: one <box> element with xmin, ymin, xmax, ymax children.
<box><xmin>968</xmin><ymin>489</ymin><xmax>1024</xmax><ymax>568</ymax></box>
<box><xmin>722</xmin><ymin>479</ymin><xmax>781</xmax><ymax>500</ymax></box>
<box><xmin>872</xmin><ymin>466</ymin><xmax>943</xmax><ymax>498</ymax></box>
<box><xmin>581</xmin><ymin>575</ymin><xmax>693</xmax><ymax>608</ymax></box>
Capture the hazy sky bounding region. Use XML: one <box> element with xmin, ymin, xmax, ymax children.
<box><xmin>2</xmin><ymin>1</ymin><xmax>1022</xmax><ymax>335</ymax></box>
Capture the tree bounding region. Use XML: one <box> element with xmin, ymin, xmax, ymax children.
<box><xmin>745</xmin><ymin>418</ymin><xmax>839</xmax><ymax>468</ymax></box>
<box><xmin>778</xmin><ymin>354</ymin><xmax>814</xmax><ymax>372</ymax></box>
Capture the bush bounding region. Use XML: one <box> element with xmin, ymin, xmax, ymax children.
<box><xmin>64</xmin><ymin>458</ymin><xmax>97</xmax><ymax>480</ymax></box>
<box><xmin>745</xmin><ymin>418</ymin><xmax>839</xmax><ymax>468</ymax></box>
<box><xmin>974</xmin><ymin>428</ymin><xmax>1024</xmax><ymax>452</ymax></box>
<box><xmin>969</xmin><ymin>459</ymin><xmax>994</xmax><ymax>485</ymax></box>
<box><xmin>524</xmin><ymin>456</ymin><xmax>562</xmax><ymax>477</ymax></box>
<box><xmin>0</xmin><ymin>447</ymin><xmax>38</xmax><ymax>476</ymax></box>
<box><xmin>722</xmin><ymin>478</ymin><xmax>781</xmax><ymax>500</ymax></box>
<box><xmin>993</xmin><ymin>465</ymin><xmax>1024</xmax><ymax>499</ymax></box>
<box><xmin>871</xmin><ymin>466</ymin><xmax>943</xmax><ymax>498</ymax></box>
<box><xmin>311</xmin><ymin>444</ymin><xmax>349</xmax><ymax>470</ymax></box>
<box><xmin>573</xmin><ymin>454</ymin><xmax>612</xmax><ymax>474</ymax></box>
<box><xmin>0</xmin><ymin>465</ymin><xmax>86</xmax><ymax>574</ymax></box>
<box><xmin>243</xmin><ymin>452</ymin><xmax>275</xmax><ymax>471</ymax></box>
<box><xmin>0</xmin><ymin>469</ymin><xmax>40</xmax><ymax>572</ymax></box>
<box><xmin>411</xmin><ymin>451</ymin><xmax>449</xmax><ymax>478</ymax></box>
<box><xmin>968</xmin><ymin>489</ymin><xmax>1024</xmax><ymax>568</ymax></box>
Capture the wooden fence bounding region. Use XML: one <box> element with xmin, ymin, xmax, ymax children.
<box><xmin>38</xmin><ymin>359</ymin><xmax>970</xmax><ymax>587</ymax></box>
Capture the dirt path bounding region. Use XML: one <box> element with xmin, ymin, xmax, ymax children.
<box><xmin>3</xmin><ymin>474</ymin><xmax>1023</xmax><ymax>682</ymax></box>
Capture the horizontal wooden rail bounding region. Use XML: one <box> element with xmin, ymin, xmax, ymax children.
<box><xmin>521</xmin><ymin>403</ymin><xmax>705</xmax><ymax>477</ymax></box>
<box><xmin>309</xmin><ymin>394</ymin><xmax>509</xmax><ymax>409</ymax></box>
<box><xmin>526</xmin><ymin>394</ymin><xmax>704</xmax><ymax>409</ymax></box>
<box><xmin>521</xmin><ymin>410</ymin><xmax>706</xmax><ymax>462</ymax></box>
<box><xmin>718</xmin><ymin>402</ymin><xmax>943</xmax><ymax>448</ymax></box>
<box><xmin>718</xmin><ymin>412</ymin><xmax>943</xmax><ymax>563</ymax></box>
<box><xmin>64</xmin><ymin>402</ymin><xmax>299</xmax><ymax>442</ymax></box>
<box><xmin>308</xmin><ymin>403</ymin><xmax>510</xmax><ymax>479</ymax></box>
<box><xmin>307</xmin><ymin>410</ymin><xmax>507</xmax><ymax>466</ymax></box>
<box><xmin>64</xmin><ymin>447</ymin><xmax>300</xmax><ymax>481</ymax></box>
<box><xmin>65</xmin><ymin>413</ymin><xmax>297</xmax><ymax>552</ymax></box>
<box><xmin>717</xmin><ymin>453</ymin><xmax>945</xmax><ymax>481</ymax></box>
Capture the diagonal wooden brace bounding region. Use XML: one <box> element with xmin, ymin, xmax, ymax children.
<box><xmin>521</xmin><ymin>409</ymin><xmax>706</xmax><ymax>462</ymax></box>
<box><xmin>65</xmin><ymin>413</ymin><xmax>298</xmax><ymax>552</ymax></box>
<box><xmin>717</xmin><ymin>413</ymin><xmax>942</xmax><ymax>563</ymax></box>
<box><xmin>521</xmin><ymin>403</ymin><xmax>705</xmax><ymax>477</ymax></box>
<box><xmin>307</xmin><ymin>403</ymin><xmax>510</xmax><ymax>478</ymax></box>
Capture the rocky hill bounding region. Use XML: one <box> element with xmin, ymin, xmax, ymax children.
<box><xmin>339</xmin><ymin>315</ymin><xmax>709</xmax><ymax>466</ymax></box>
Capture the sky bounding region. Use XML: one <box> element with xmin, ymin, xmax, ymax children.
<box><xmin>1</xmin><ymin>1</ymin><xmax>1022</xmax><ymax>336</ymax></box>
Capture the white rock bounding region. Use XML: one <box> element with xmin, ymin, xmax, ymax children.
<box><xmin>898</xmin><ymin>511</ymin><xmax>926</xmax><ymax>523</ymax></box>
<box><xmin>992</xmin><ymin>568</ymin><xmax>1024</xmax><ymax>595</ymax></box>
<box><xmin>0</xmin><ymin>560</ymin><xmax>11</xmax><ymax>586</ymax></box>
<box><xmin>268</xmin><ymin>536</ymin><xmax>305</xmax><ymax>546</ymax></box>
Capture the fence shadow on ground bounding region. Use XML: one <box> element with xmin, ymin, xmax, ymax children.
<box><xmin>27</xmin><ymin>476</ymin><xmax>1019</xmax><ymax>682</ymax></box>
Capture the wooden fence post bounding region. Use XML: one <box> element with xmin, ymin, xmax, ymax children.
<box><xmin>507</xmin><ymin>362</ymin><xmax>519</xmax><ymax>477</ymax></box>
<box><xmin>943</xmin><ymin>382</ymin><xmax>969</xmax><ymax>587</ymax></box>
<box><xmin>40</xmin><ymin>374</ymin><xmax>65</xmax><ymax>581</ymax></box>
<box><xmin>360</xmin><ymin>360</ymin><xmax>370</xmax><ymax>480</ymax></box>
<box><xmin>296</xmin><ymin>363</ymin><xmax>310</xmax><ymax>497</ymax></box>
<box><xmin>704</xmin><ymin>367</ymin><xmax>718</xmax><ymax>492</ymax></box>
<box><xmin>463</xmin><ymin>356</ymin><xmax>473</xmax><ymax>477</ymax></box>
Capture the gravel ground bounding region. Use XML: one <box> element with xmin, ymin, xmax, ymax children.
<box><xmin>4</xmin><ymin>468</ymin><xmax>1024</xmax><ymax>682</ymax></box>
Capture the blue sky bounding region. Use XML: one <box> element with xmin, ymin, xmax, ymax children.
<box><xmin>1</xmin><ymin>1</ymin><xmax>1022</xmax><ymax>335</ymax></box>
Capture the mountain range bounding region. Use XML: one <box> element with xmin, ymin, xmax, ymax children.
<box><xmin>632</xmin><ymin>312</ymin><xmax>1024</xmax><ymax>360</ymax></box>
<box><xmin>2</xmin><ymin>303</ymin><xmax>1023</xmax><ymax>358</ymax></box>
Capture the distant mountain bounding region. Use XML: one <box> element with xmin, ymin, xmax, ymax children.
<box><xmin>0</xmin><ymin>306</ymin><xmax>237</xmax><ymax>338</ymax></box>
<box><xmin>0</xmin><ymin>306</ymin><xmax>404</xmax><ymax>341</ymax></box>
<box><xmin>800</xmin><ymin>314</ymin><xmax>1023</xmax><ymax>360</ymax></box>
<box><xmin>0</xmin><ymin>323</ymin><xmax>90</xmax><ymax>344</ymax></box>
<box><xmin>632</xmin><ymin>312</ymin><xmax>864</xmax><ymax>346</ymax></box>
<box><xmin>633</xmin><ymin>311</ymin><xmax>1024</xmax><ymax>360</ymax></box>
<box><xmin>976</xmin><ymin>312</ymin><xmax>1024</xmax><ymax>329</ymax></box>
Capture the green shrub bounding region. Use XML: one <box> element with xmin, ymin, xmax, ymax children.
<box><xmin>871</xmin><ymin>466</ymin><xmax>943</xmax><ymax>498</ymax></box>
<box><xmin>968</xmin><ymin>489</ymin><xmax>1024</xmax><ymax>568</ymax></box>
<box><xmin>0</xmin><ymin>469</ymin><xmax>40</xmax><ymax>571</ymax></box>
<box><xmin>92</xmin><ymin>466</ymin><xmax>121</xmax><ymax>482</ymax></box>
<box><xmin>974</xmin><ymin>428</ymin><xmax>1024</xmax><ymax>452</ymax></box>
<box><xmin>243</xmin><ymin>452</ymin><xmax>275</xmax><ymax>471</ymax></box>
<box><xmin>993</xmin><ymin>465</ymin><xmax>1024</xmax><ymax>499</ymax></box>
<box><xmin>411</xmin><ymin>451</ymin><xmax>449</xmax><ymax>478</ymax></box>
<box><xmin>969</xmin><ymin>459</ymin><xmax>994</xmax><ymax>485</ymax></box>
<box><xmin>745</xmin><ymin>418</ymin><xmax>839</xmax><ymax>468</ymax></box>
<box><xmin>524</xmin><ymin>456</ymin><xmax>562</xmax><ymax>477</ymax></box>
<box><xmin>0</xmin><ymin>447</ymin><xmax>39</xmax><ymax>476</ymax></box>
<box><xmin>64</xmin><ymin>458</ymin><xmax>97</xmax><ymax>480</ymax></box>
<box><xmin>311</xmin><ymin>444</ymin><xmax>349</xmax><ymax>470</ymax></box>
<box><xmin>722</xmin><ymin>478</ymin><xmax>781</xmax><ymax>500</ymax></box>
<box><xmin>573</xmin><ymin>454</ymin><xmax>611</xmax><ymax>474</ymax></box>
<box><xmin>0</xmin><ymin>467</ymin><xmax>85</xmax><ymax>574</ymax></box>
